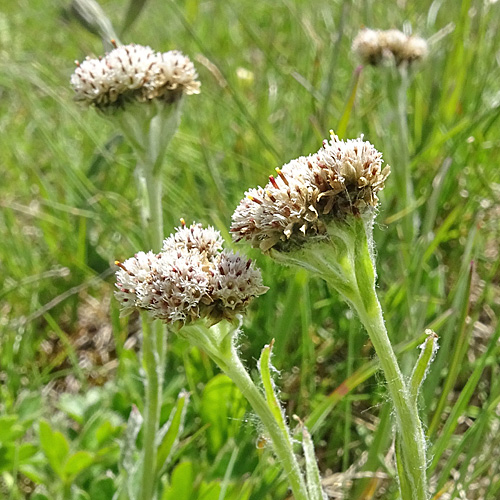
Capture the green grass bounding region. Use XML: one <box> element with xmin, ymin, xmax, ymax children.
<box><xmin>1</xmin><ymin>0</ymin><xmax>499</xmax><ymax>498</ymax></box>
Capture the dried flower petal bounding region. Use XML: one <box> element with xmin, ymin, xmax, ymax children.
<box><xmin>231</xmin><ymin>132</ymin><xmax>390</xmax><ymax>252</ymax></box>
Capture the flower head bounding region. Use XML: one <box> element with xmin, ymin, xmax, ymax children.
<box><xmin>115</xmin><ymin>222</ymin><xmax>267</xmax><ymax>327</ymax></box>
<box><xmin>162</xmin><ymin>221</ymin><xmax>224</xmax><ymax>258</ymax></box>
<box><xmin>231</xmin><ymin>131</ymin><xmax>390</xmax><ymax>252</ymax></box>
<box><xmin>403</xmin><ymin>36</ymin><xmax>429</xmax><ymax>63</ymax></box>
<box><xmin>351</xmin><ymin>28</ymin><xmax>383</xmax><ymax>65</ymax></box>
<box><xmin>352</xmin><ymin>28</ymin><xmax>428</xmax><ymax>66</ymax></box>
<box><xmin>71</xmin><ymin>43</ymin><xmax>200</xmax><ymax>109</ymax></box>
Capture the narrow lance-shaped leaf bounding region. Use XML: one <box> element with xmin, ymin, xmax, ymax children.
<box><xmin>70</xmin><ymin>0</ymin><xmax>120</xmax><ymax>49</ymax></box>
<box><xmin>258</xmin><ymin>339</ymin><xmax>288</xmax><ymax>435</ymax></box>
<box><xmin>156</xmin><ymin>390</ymin><xmax>190</xmax><ymax>474</ymax></box>
<box><xmin>117</xmin><ymin>405</ymin><xmax>143</xmax><ymax>500</ymax></box>
<box><xmin>121</xmin><ymin>0</ymin><xmax>149</xmax><ymax>37</ymax></box>
<box><xmin>430</xmin><ymin>319</ymin><xmax>500</xmax><ymax>472</ymax></box>
<box><xmin>395</xmin><ymin>433</ymin><xmax>413</xmax><ymax>500</ymax></box>
<box><xmin>428</xmin><ymin>258</ymin><xmax>475</xmax><ymax>438</ymax></box>
<box><xmin>302</xmin><ymin>426</ymin><xmax>327</xmax><ymax>500</ymax></box>
<box><xmin>305</xmin><ymin>322</ymin><xmax>450</xmax><ymax>433</ymax></box>
<box><xmin>409</xmin><ymin>329</ymin><xmax>439</xmax><ymax>403</ymax></box>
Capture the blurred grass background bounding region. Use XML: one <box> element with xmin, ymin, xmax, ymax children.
<box><xmin>0</xmin><ymin>0</ymin><xmax>499</xmax><ymax>498</ymax></box>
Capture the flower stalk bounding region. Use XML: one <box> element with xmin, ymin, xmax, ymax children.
<box><xmin>139</xmin><ymin>315</ymin><xmax>166</xmax><ymax>500</ymax></box>
<box><xmin>180</xmin><ymin>321</ymin><xmax>309</xmax><ymax>500</ymax></box>
<box><xmin>231</xmin><ymin>132</ymin><xmax>432</xmax><ymax>499</ymax></box>
<box><xmin>274</xmin><ymin>218</ymin><xmax>428</xmax><ymax>500</ymax></box>
<box><xmin>71</xmin><ymin>43</ymin><xmax>199</xmax><ymax>250</ymax></box>
<box><xmin>114</xmin><ymin>223</ymin><xmax>318</xmax><ymax>499</ymax></box>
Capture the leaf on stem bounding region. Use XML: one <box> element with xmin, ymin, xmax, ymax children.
<box><xmin>156</xmin><ymin>390</ymin><xmax>190</xmax><ymax>474</ymax></box>
<box><xmin>119</xmin><ymin>405</ymin><xmax>143</xmax><ymax>500</ymax></box>
<box><xmin>69</xmin><ymin>0</ymin><xmax>120</xmax><ymax>49</ymax></box>
<box><xmin>302</xmin><ymin>425</ymin><xmax>327</xmax><ymax>500</ymax></box>
<box><xmin>258</xmin><ymin>339</ymin><xmax>288</xmax><ymax>434</ymax></box>
<box><xmin>395</xmin><ymin>433</ymin><xmax>413</xmax><ymax>500</ymax></box>
<box><xmin>409</xmin><ymin>329</ymin><xmax>439</xmax><ymax>403</ymax></box>
<box><xmin>38</xmin><ymin>420</ymin><xmax>70</xmax><ymax>480</ymax></box>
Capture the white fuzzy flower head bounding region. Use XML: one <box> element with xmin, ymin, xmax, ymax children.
<box><xmin>352</xmin><ymin>28</ymin><xmax>428</xmax><ymax>66</ymax></box>
<box><xmin>148</xmin><ymin>50</ymin><xmax>201</xmax><ymax>102</ymax></box>
<box><xmin>231</xmin><ymin>131</ymin><xmax>390</xmax><ymax>252</ymax></box>
<box><xmin>162</xmin><ymin>221</ymin><xmax>224</xmax><ymax>258</ymax></box>
<box><xmin>115</xmin><ymin>222</ymin><xmax>268</xmax><ymax>327</ymax></box>
<box><xmin>351</xmin><ymin>28</ymin><xmax>383</xmax><ymax>65</ymax></box>
<box><xmin>403</xmin><ymin>36</ymin><xmax>429</xmax><ymax>63</ymax></box>
<box><xmin>71</xmin><ymin>42</ymin><xmax>200</xmax><ymax>110</ymax></box>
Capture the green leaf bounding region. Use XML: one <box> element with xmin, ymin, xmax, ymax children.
<box><xmin>409</xmin><ymin>330</ymin><xmax>439</xmax><ymax>403</ymax></box>
<box><xmin>161</xmin><ymin>462</ymin><xmax>194</xmax><ymax>500</ymax></box>
<box><xmin>305</xmin><ymin>327</ymin><xmax>439</xmax><ymax>433</ymax></box>
<box><xmin>302</xmin><ymin>428</ymin><xmax>326</xmax><ymax>500</ymax></box>
<box><xmin>19</xmin><ymin>463</ymin><xmax>49</xmax><ymax>485</ymax></box>
<box><xmin>16</xmin><ymin>393</ymin><xmax>43</xmax><ymax>423</ymax></box>
<box><xmin>38</xmin><ymin>420</ymin><xmax>70</xmax><ymax>479</ymax></box>
<box><xmin>395</xmin><ymin>434</ymin><xmax>413</xmax><ymax>500</ymax></box>
<box><xmin>31</xmin><ymin>494</ymin><xmax>50</xmax><ymax>500</ymax></box>
<box><xmin>72</xmin><ymin>487</ymin><xmax>91</xmax><ymax>500</ymax></box>
<box><xmin>58</xmin><ymin>394</ymin><xmax>86</xmax><ymax>424</ymax></box>
<box><xmin>0</xmin><ymin>443</ymin><xmax>38</xmax><ymax>472</ymax></box>
<box><xmin>95</xmin><ymin>419</ymin><xmax>122</xmax><ymax>447</ymax></box>
<box><xmin>197</xmin><ymin>480</ymin><xmax>222</xmax><ymax>500</ymax></box>
<box><xmin>430</xmin><ymin>320</ymin><xmax>500</xmax><ymax>472</ymax></box>
<box><xmin>258</xmin><ymin>340</ymin><xmax>287</xmax><ymax>434</ymax></box>
<box><xmin>63</xmin><ymin>451</ymin><xmax>94</xmax><ymax>478</ymax></box>
<box><xmin>89</xmin><ymin>476</ymin><xmax>116</xmax><ymax>500</ymax></box>
<box><xmin>121</xmin><ymin>0</ymin><xmax>149</xmax><ymax>36</ymax></box>
<box><xmin>200</xmin><ymin>375</ymin><xmax>247</xmax><ymax>454</ymax></box>
<box><xmin>156</xmin><ymin>391</ymin><xmax>189</xmax><ymax>474</ymax></box>
<box><xmin>0</xmin><ymin>415</ymin><xmax>25</xmax><ymax>443</ymax></box>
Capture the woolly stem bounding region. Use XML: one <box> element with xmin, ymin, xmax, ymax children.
<box><xmin>139</xmin><ymin>316</ymin><xmax>166</xmax><ymax>500</ymax></box>
<box><xmin>180</xmin><ymin>322</ymin><xmax>309</xmax><ymax>500</ymax></box>
<box><xmin>273</xmin><ymin>216</ymin><xmax>429</xmax><ymax>500</ymax></box>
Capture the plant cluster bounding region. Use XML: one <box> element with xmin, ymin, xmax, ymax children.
<box><xmin>2</xmin><ymin>1</ymin><xmax>499</xmax><ymax>500</ymax></box>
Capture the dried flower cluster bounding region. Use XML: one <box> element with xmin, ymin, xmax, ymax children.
<box><xmin>231</xmin><ymin>131</ymin><xmax>390</xmax><ymax>252</ymax></box>
<box><xmin>71</xmin><ymin>43</ymin><xmax>200</xmax><ymax>109</ymax></box>
<box><xmin>352</xmin><ymin>28</ymin><xmax>428</xmax><ymax>66</ymax></box>
<box><xmin>115</xmin><ymin>222</ymin><xmax>268</xmax><ymax>327</ymax></box>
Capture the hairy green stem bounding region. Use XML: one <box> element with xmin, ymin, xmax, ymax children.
<box><xmin>273</xmin><ymin>217</ymin><xmax>428</xmax><ymax>499</ymax></box>
<box><xmin>350</xmin><ymin>291</ymin><xmax>427</xmax><ymax>499</ymax></box>
<box><xmin>181</xmin><ymin>323</ymin><xmax>309</xmax><ymax>500</ymax></box>
<box><xmin>223</xmin><ymin>351</ymin><xmax>309</xmax><ymax>500</ymax></box>
<box><xmin>115</xmin><ymin>100</ymin><xmax>183</xmax><ymax>251</ymax></box>
<box><xmin>143</xmin><ymin>167</ymin><xmax>164</xmax><ymax>251</ymax></box>
<box><xmin>139</xmin><ymin>316</ymin><xmax>166</xmax><ymax>500</ymax></box>
<box><xmin>341</xmin><ymin>221</ymin><xmax>428</xmax><ymax>500</ymax></box>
